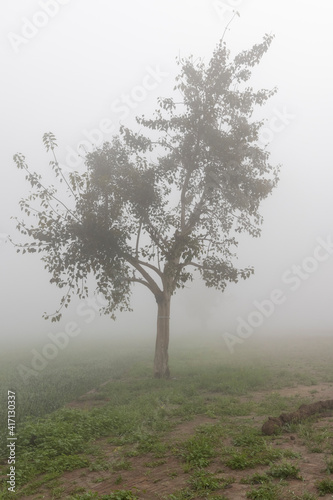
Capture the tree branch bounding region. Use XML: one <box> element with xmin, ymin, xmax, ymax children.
<box><xmin>51</xmin><ymin>148</ymin><xmax>77</xmax><ymax>200</ymax></box>
<box><xmin>128</xmin><ymin>278</ymin><xmax>153</xmax><ymax>291</ymax></box>
<box><xmin>136</xmin><ymin>219</ymin><xmax>143</xmax><ymax>258</ymax></box>
<box><xmin>179</xmin><ymin>261</ymin><xmax>204</xmax><ymax>270</ymax></box>
<box><xmin>137</xmin><ymin>259</ymin><xmax>164</xmax><ymax>279</ymax></box>
<box><xmin>16</xmin><ymin>158</ymin><xmax>80</xmax><ymax>222</ymax></box>
<box><xmin>127</xmin><ymin>256</ymin><xmax>162</xmax><ymax>297</ymax></box>
<box><xmin>180</xmin><ymin>169</ymin><xmax>192</xmax><ymax>232</ymax></box>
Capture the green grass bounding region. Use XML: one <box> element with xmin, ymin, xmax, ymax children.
<box><xmin>1</xmin><ymin>334</ymin><xmax>333</xmax><ymax>498</ymax></box>
<box><xmin>222</xmin><ymin>426</ymin><xmax>299</xmax><ymax>471</ymax></box>
<box><xmin>0</xmin><ymin>338</ymin><xmax>147</xmax><ymax>459</ymax></box>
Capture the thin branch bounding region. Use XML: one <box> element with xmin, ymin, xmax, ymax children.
<box><xmin>19</xmin><ymin>204</ymin><xmax>44</xmax><ymax>217</ymax></box>
<box><xmin>180</xmin><ymin>169</ymin><xmax>192</xmax><ymax>232</ymax></box>
<box><xmin>136</xmin><ymin>219</ymin><xmax>143</xmax><ymax>258</ymax></box>
<box><xmin>179</xmin><ymin>261</ymin><xmax>204</xmax><ymax>270</ymax></box>
<box><xmin>128</xmin><ymin>278</ymin><xmax>153</xmax><ymax>291</ymax></box>
<box><xmin>51</xmin><ymin>148</ymin><xmax>77</xmax><ymax>200</ymax></box>
<box><xmin>144</xmin><ymin>220</ymin><xmax>170</xmax><ymax>251</ymax></box>
<box><xmin>21</xmin><ymin>162</ymin><xmax>80</xmax><ymax>222</ymax></box>
<box><xmin>229</xmin><ymin>210</ymin><xmax>259</xmax><ymax>234</ymax></box>
<box><xmin>43</xmin><ymin>278</ymin><xmax>74</xmax><ymax>319</ymax></box>
<box><xmin>180</xmin><ymin>115</ymin><xmax>203</xmax><ymax>233</ymax></box>
<box><xmin>221</xmin><ymin>10</ymin><xmax>239</xmax><ymax>45</ymax></box>
<box><xmin>22</xmin><ymin>198</ymin><xmax>72</xmax><ymax>225</ymax></box>
<box><xmin>157</xmin><ymin>245</ymin><xmax>161</xmax><ymax>271</ymax></box>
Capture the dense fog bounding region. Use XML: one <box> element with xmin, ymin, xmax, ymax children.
<box><xmin>1</xmin><ymin>0</ymin><xmax>333</xmax><ymax>354</ymax></box>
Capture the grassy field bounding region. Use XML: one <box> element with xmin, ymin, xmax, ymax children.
<box><xmin>1</xmin><ymin>333</ymin><xmax>333</xmax><ymax>499</ymax></box>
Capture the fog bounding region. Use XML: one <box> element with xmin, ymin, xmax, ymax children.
<box><xmin>1</xmin><ymin>0</ymin><xmax>333</xmax><ymax>353</ymax></box>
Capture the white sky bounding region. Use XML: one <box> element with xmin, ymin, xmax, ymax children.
<box><xmin>1</xmin><ymin>0</ymin><xmax>333</xmax><ymax>352</ymax></box>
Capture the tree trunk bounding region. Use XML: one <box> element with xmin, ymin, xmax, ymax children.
<box><xmin>153</xmin><ymin>293</ymin><xmax>171</xmax><ymax>378</ymax></box>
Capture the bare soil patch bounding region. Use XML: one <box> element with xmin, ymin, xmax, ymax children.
<box><xmin>239</xmin><ymin>382</ymin><xmax>333</xmax><ymax>404</ymax></box>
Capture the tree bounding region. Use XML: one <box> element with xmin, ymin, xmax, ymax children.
<box><xmin>12</xmin><ymin>34</ymin><xmax>279</xmax><ymax>378</ymax></box>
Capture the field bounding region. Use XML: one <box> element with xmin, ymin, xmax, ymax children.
<box><xmin>1</xmin><ymin>333</ymin><xmax>333</xmax><ymax>499</ymax></box>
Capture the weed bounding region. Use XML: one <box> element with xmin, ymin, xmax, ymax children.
<box><xmin>323</xmin><ymin>457</ymin><xmax>333</xmax><ymax>473</ymax></box>
<box><xmin>241</xmin><ymin>472</ymin><xmax>271</xmax><ymax>484</ymax></box>
<box><xmin>167</xmin><ymin>488</ymin><xmax>195</xmax><ymax>499</ymax></box>
<box><xmin>303</xmin><ymin>494</ymin><xmax>318</xmax><ymax>500</ymax></box>
<box><xmin>188</xmin><ymin>469</ymin><xmax>221</xmax><ymax>491</ymax></box>
<box><xmin>144</xmin><ymin>459</ymin><xmax>167</xmax><ymax>468</ymax></box>
<box><xmin>179</xmin><ymin>434</ymin><xmax>216</xmax><ymax>468</ymax></box>
<box><xmin>292</xmin><ymin>494</ymin><xmax>317</xmax><ymax>500</ymax></box>
<box><xmin>167</xmin><ymin>470</ymin><xmax>179</xmax><ymax>478</ymax></box>
<box><xmin>196</xmin><ymin>423</ymin><xmax>225</xmax><ymax>439</ymax></box>
<box><xmin>316</xmin><ymin>478</ymin><xmax>333</xmax><ymax>495</ymax></box>
<box><xmin>226</xmin><ymin>451</ymin><xmax>253</xmax><ymax>470</ymax></box>
<box><xmin>92</xmin><ymin>477</ymin><xmax>107</xmax><ymax>483</ymax></box>
<box><xmin>232</xmin><ymin>429</ymin><xmax>263</xmax><ymax>447</ymax></box>
<box><xmin>207</xmin><ymin>496</ymin><xmax>229</xmax><ymax>500</ymax></box>
<box><xmin>18</xmin><ymin>471</ymin><xmax>62</xmax><ymax>495</ymax></box>
<box><xmin>124</xmin><ymin>449</ymin><xmax>140</xmax><ymax>458</ymax></box>
<box><xmin>268</xmin><ymin>461</ymin><xmax>302</xmax><ymax>480</ymax></box>
<box><xmin>89</xmin><ymin>460</ymin><xmax>111</xmax><ymax>472</ymax></box>
<box><xmin>246</xmin><ymin>483</ymin><xmax>279</xmax><ymax>500</ymax></box>
<box><xmin>69</xmin><ymin>490</ymin><xmax>138</xmax><ymax>499</ymax></box>
<box><xmin>69</xmin><ymin>487</ymin><xmax>87</xmax><ymax>495</ymax></box>
<box><xmin>219</xmin><ymin>475</ymin><xmax>235</xmax><ymax>489</ymax></box>
<box><xmin>282</xmin><ymin>449</ymin><xmax>302</xmax><ymax>459</ymax></box>
<box><xmin>225</xmin><ymin>438</ymin><xmax>295</xmax><ymax>471</ymax></box>
<box><xmin>111</xmin><ymin>460</ymin><xmax>132</xmax><ymax>471</ymax></box>
<box><xmin>113</xmin><ymin>493</ymin><xmax>138</xmax><ymax>499</ymax></box>
<box><xmin>50</xmin><ymin>486</ymin><xmax>65</xmax><ymax>498</ymax></box>
<box><xmin>309</xmin><ymin>446</ymin><xmax>323</xmax><ymax>453</ymax></box>
<box><xmin>137</xmin><ymin>435</ymin><xmax>167</xmax><ymax>456</ymax></box>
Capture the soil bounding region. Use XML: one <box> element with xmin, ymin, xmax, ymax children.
<box><xmin>20</xmin><ymin>382</ymin><xmax>333</xmax><ymax>500</ymax></box>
